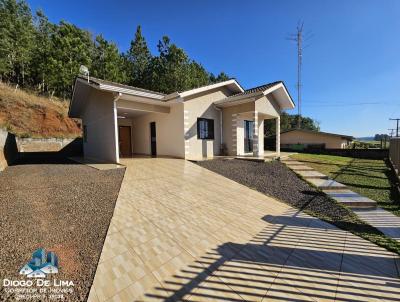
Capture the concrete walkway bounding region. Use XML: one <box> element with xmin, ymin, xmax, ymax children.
<box><xmin>88</xmin><ymin>158</ymin><xmax>400</xmax><ymax>302</ymax></box>
<box><xmin>283</xmin><ymin>159</ymin><xmax>377</xmax><ymax>208</ymax></box>
<box><xmin>353</xmin><ymin>208</ymin><xmax>400</xmax><ymax>241</ymax></box>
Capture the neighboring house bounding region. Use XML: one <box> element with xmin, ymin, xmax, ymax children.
<box><xmin>280</xmin><ymin>129</ymin><xmax>354</xmax><ymax>149</ymax></box>
<box><xmin>69</xmin><ymin>76</ymin><xmax>295</xmax><ymax>163</ymax></box>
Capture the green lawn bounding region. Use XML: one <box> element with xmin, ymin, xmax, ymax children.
<box><xmin>291</xmin><ymin>153</ymin><xmax>400</xmax><ymax>216</ymax></box>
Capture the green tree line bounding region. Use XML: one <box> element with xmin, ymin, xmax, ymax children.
<box><xmin>264</xmin><ymin>113</ymin><xmax>320</xmax><ymax>136</ymax></box>
<box><xmin>0</xmin><ymin>0</ymin><xmax>229</xmax><ymax>99</ymax></box>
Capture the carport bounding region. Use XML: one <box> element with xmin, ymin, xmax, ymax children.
<box><xmin>69</xmin><ymin>76</ymin><xmax>170</xmax><ymax>163</ymax></box>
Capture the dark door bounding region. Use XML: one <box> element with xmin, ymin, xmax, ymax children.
<box><xmin>244</xmin><ymin>120</ymin><xmax>254</xmax><ymax>153</ymax></box>
<box><xmin>118</xmin><ymin>126</ymin><xmax>132</xmax><ymax>157</ymax></box>
<box><xmin>150</xmin><ymin>122</ymin><xmax>157</xmax><ymax>156</ymax></box>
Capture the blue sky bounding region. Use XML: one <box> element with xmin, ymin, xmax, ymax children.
<box><xmin>27</xmin><ymin>0</ymin><xmax>400</xmax><ymax>137</ymax></box>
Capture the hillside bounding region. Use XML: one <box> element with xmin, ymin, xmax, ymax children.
<box><xmin>0</xmin><ymin>83</ymin><xmax>81</xmax><ymax>138</ymax></box>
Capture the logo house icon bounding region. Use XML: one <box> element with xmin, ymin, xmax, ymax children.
<box><xmin>19</xmin><ymin>248</ymin><xmax>59</xmax><ymax>278</ymax></box>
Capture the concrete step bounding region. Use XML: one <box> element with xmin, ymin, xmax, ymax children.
<box><xmin>308</xmin><ymin>178</ymin><xmax>347</xmax><ymax>190</ymax></box>
<box><xmin>324</xmin><ymin>190</ymin><xmax>377</xmax><ymax>208</ymax></box>
<box><xmin>288</xmin><ymin>165</ymin><xmax>315</xmax><ymax>171</ymax></box>
<box><xmin>282</xmin><ymin>161</ymin><xmax>305</xmax><ymax>166</ymax></box>
<box><xmin>295</xmin><ymin>170</ymin><xmax>329</xmax><ymax>179</ymax></box>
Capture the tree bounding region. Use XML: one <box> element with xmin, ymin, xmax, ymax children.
<box><xmin>264</xmin><ymin>112</ymin><xmax>320</xmax><ymax>137</ymax></box>
<box><xmin>30</xmin><ymin>9</ymin><xmax>55</xmax><ymax>92</ymax></box>
<box><xmin>47</xmin><ymin>21</ymin><xmax>93</xmax><ymax>98</ymax></box>
<box><xmin>0</xmin><ymin>0</ymin><xmax>35</xmax><ymax>85</ymax></box>
<box><xmin>126</xmin><ymin>25</ymin><xmax>151</xmax><ymax>87</ymax></box>
<box><xmin>92</xmin><ymin>35</ymin><xmax>127</xmax><ymax>83</ymax></box>
<box><xmin>210</xmin><ymin>71</ymin><xmax>230</xmax><ymax>83</ymax></box>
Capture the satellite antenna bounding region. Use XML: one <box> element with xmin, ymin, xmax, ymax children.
<box><xmin>79</xmin><ymin>65</ymin><xmax>89</xmax><ymax>82</ymax></box>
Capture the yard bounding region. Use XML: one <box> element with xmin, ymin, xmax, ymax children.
<box><xmin>197</xmin><ymin>159</ymin><xmax>400</xmax><ymax>255</ymax></box>
<box><xmin>291</xmin><ymin>153</ymin><xmax>400</xmax><ymax>216</ymax></box>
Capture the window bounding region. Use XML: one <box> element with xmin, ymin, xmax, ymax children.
<box><xmin>197</xmin><ymin>118</ymin><xmax>214</xmax><ymax>140</ymax></box>
<box><xmin>83</xmin><ymin>125</ymin><xmax>88</xmax><ymax>143</ymax></box>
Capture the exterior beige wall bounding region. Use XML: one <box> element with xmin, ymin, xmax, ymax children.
<box><xmin>183</xmin><ymin>87</ymin><xmax>231</xmax><ymax>159</ymax></box>
<box><xmin>131</xmin><ymin>103</ymin><xmax>185</xmax><ymax>158</ymax></box>
<box><xmin>255</xmin><ymin>94</ymin><xmax>280</xmax><ymax>118</ymax></box>
<box><xmin>222</xmin><ymin>102</ymin><xmax>255</xmax><ymax>156</ymax></box>
<box><xmin>280</xmin><ymin>130</ymin><xmax>350</xmax><ymax>149</ymax></box>
<box><xmin>82</xmin><ymin>89</ymin><xmax>119</xmax><ymax>163</ymax></box>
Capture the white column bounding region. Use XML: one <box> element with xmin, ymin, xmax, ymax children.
<box><xmin>258</xmin><ymin>118</ymin><xmax>264</xmax><ymax>156</ymax></box>
<box><xmin>276</xmin><ymin>116</ymin><xmax>281</xmax><ymax>157</ymax></box>
<box><xmin>253</xmin><ymin>111</ymin><xmax>259</xmax><ymax>157</ymax></box>
<box><xmin>113</xmin><ymin>100</ymin><xmax>120</xmax><ymax>164</ymax></box>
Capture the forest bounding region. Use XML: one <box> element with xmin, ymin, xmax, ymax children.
<box><xmin>0</xmin><ymin>0</ymin><xmax>230</xmax><ymax>99</ymax></box>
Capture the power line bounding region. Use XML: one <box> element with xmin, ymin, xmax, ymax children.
<box><xmin>388</xmin><ymin>128</ymin><xmax>396</xmax><ymax>137</ymax></box>
<box><xmin>389</xmin><ymin>118</ymin><xmax>400</xmax><ymax>137</ymax></box>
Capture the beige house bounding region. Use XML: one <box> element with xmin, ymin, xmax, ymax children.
<box><xmin>280</xmin><ymin>129</ymin><xmax>354</xmax><ymax>149</ymax></box>
<box><xmin>69</xmin><ymin>76</ymin><xmax>294</xmax><ymax>163</ymax></box>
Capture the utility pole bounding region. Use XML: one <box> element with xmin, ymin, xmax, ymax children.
<box><xmin>288</xmin><ymin>22</ymin><xmax>305</xmax><ymax>129</ymax></box>
<box><xmin>389</xmin><ymin>118</ymin><xmax>400</xmax><ymax>137</ymax></box>
<box><xmin>388</xmin><ymin>128</ymin><xmax>396</xmax><ymax>138</ymax></box>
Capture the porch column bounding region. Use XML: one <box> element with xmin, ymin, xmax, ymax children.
<box><xmin>232</xmin><ymin>114</ymin><xmax>238</xmax><ymax>156</ymax></box>
<box><xmin>253</xmin><ymin>111</ymin><xmax>259</xmax><ymax>157</ymax></box>
<box><xmin>276</xmin><ymin>116</ymin><xmax>280</xmax><ymax>157</ymax></box>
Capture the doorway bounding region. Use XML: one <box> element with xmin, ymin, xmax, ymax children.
<box><xmin>244</xmin><ymin>120</ymin><xmax>254</xmax><ymax>153</ymax></box>
<box><xmin>150</xmin><ymin>122</ymin><xmax>157</xmax><ymax>156</ymax></box>
<box><xmin>119</xmin><ymin>126</ymin><xmax>132</xmax><ymax>157</ymax></box>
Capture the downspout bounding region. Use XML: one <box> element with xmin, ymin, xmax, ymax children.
<box><xmin>113</xmin><ymin>93</ymin><xmax>122</xmax><ymax>164</ymax></box>
<box><xmin>214</xmin><ymin>105</ymin><xmax>223</xmax><ymax>153</ymax></box>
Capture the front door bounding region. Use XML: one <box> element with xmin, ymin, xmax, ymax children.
<box><xmin>244</xmin><ymin>120</ymin><xmax>254</xmax><ymax>153</ymax></box>
<box><xmin>150</xmin><ymin>122</ymin><xmax>157</xmax><ymax>157</ymax></box>
<box><xmin>119</xmin><ymin>126</ymin><xmax>132</xmax><ymax>157</ymax></box>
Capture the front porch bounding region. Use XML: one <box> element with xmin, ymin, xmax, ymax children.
<box><xmin>231</xmin><ymin>110</ymin><xmax>280</xmax><ymax>158</ymax></box>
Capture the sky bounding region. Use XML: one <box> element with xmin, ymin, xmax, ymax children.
<box><xmin>26</xmin><ymin>0</ymin><xmax>400</xmax><ymax>137</ymax></box>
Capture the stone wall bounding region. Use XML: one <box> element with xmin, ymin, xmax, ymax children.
<box><xmin>16</xmin><ymin>137</ymin><xmax>75</xmax><ymax>152</ymax></box>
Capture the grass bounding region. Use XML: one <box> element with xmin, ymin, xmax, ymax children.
<box><xmin>291</xmin><ymin>153</ymin><xmax>400</xmax><ymax>216</ymax></box>
<box><xmin>289</xmin><ymin>153</ymin><xmax>400</xmax><ymax>255</ymax></box>
<box><xmin>0</xmin><ymin>82</ymin><xmax>81</xmax><ymax>138</ymax></box>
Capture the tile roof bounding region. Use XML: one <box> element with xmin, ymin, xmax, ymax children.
<box><xmin>281</xmin><ymin>129</ymin><xmax>354</xmax><ymax>140</ymax></box>
<box><xmin>77</xmin><ymin>76</ymin><xmax>166</xmax><ymax>96</ymax></box>
<box><xmin>231</xmin><ymin>81</ymin><xmax>283</xmax><ymax>97</ymax></box>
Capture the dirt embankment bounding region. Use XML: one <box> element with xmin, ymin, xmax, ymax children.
<box><xmin>0</xmin><ymin>83</ymin><xmax>81</xmax><ymax>138</ymax></box>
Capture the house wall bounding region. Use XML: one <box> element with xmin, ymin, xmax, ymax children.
<box><xmin>280</xmin><ymin>130</ymin><xmax>349</xmax><ymax>149</ymax></box>
<box><xmin>131</xmin><ymin>103</ymin><xmax>185</xmax><ymax>158</ymax></box>
<box><xmin>222</xmin><ymin>102</ymin><xmax>255</xmax><ymax>156</ymax></box>
<box><xmin>255</xmin><ymin>94</ymin><xmax>280</xmax><ymax>118</ymax></box>
<box><xmin>81</xmin><ymin>89</ymin><xmax>119</xmax><ymax>162</ymax></box>
<box><xmin>183</xmin><ymin>87</ymin><xmax>231</xmax><ymax>159</ymax></box>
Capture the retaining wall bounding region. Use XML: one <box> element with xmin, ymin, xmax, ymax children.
<box><xmin>0</xmin><ymin>128</ymin><xmax>18</xmax><ymax>171</ymax></box>
<box><xmin>16</xmin><ymin>137</ymin><xmax>76</xmax><ymax>152</ymax></box>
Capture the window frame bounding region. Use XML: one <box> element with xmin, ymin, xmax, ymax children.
<box><xmin>197</xmin><ymin>118</ymin><xmax>214</xmax><ymax>140</ymax></box>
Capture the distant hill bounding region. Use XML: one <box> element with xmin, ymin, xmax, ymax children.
<box><xmin>0</xmin><ymin>83</ymin><xmax>81</xmax><ymax>138</ymax></box>
<box><xmin>356</xmin><ymin>136</ymin><xmax>375</xmax><ymax>141</ymax></box>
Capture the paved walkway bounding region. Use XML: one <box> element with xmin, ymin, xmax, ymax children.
<box><xmin>88</xmin><ymin>158</ymin><xmax>400</xmax><ymax>302</ymax></box>
<box><xmin>283</xmin><ymin>159</ymin><xmax>377</xmax><ymax>207</ymax></box>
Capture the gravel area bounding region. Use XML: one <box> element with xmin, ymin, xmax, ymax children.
<box><xmin>197</xmin><ymin>159</ymin><xmax>353</xmax><ymax>220</ymax></box>
<box><xmin>0</xmin><ymin>154</ymin><xmax>125</xmax><ymax>301</ymax></box>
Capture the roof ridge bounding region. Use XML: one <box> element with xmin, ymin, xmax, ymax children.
<box><xmin>77</xmin><ymin>76</ymin><xmax>166</xmax><ymax>96</ymax></box>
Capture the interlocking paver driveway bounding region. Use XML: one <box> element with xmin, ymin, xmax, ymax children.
<box><xmin>88</xmin><ymin>158</ymin><xmax>400</xmax><ymax>302</ymax></box>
